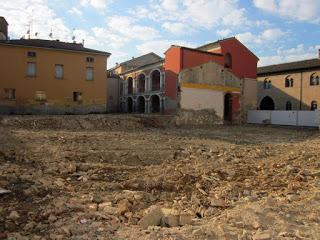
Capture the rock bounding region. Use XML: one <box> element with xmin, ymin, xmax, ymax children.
<box><xmin>99</xmin><ymin>202</ymin><xmax>118</xmax><ymax>215</ymax></box>
<box><xmin>254</xmin><ymin>231</ymin><xmax>272</xmax><ymax>240</ymax></box>
<box><xmin>161</xmin><ymin>215</ymin><xmax>179</xmax><ymax>228</ymax></box>
<box><xmin>117</xmin><ymin>199</ymin><xmax>131</xmax><ymax>215</ymax></box>
<box><xmin>0</xmin><ymin>187</ymin><xmax>11</xmax><ymax>195</ymax></box>
<box><xmin>91</xmin><ymin>195</ymin><xmax>103</xmax><ymax>204</ymax></box>
<box><xmin>8</xmin><ymin>211</ymin><xmax>20</xmax><ymax>221</ymax></box>
<box><xmin>139</xmin><ymin>206</ymin><xmax>164</xmax><ymax>230</ymax></box>
<box><xmin>179</xmin><ymin>214</ymin><xmax>194</xmax><ymax>226</ymax></box>
<box><xmin>24</xmin><ymin>221</ymin><xmax>37</xmax><ymax>231</ymax></box>
<box><xmin>210</xmin><ymin>198</ymin><xmax>229</xmax><ymax>207</ymax></box>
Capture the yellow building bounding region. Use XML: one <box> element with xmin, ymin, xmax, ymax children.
<box><xmin>258</xmin><ymin>58</ymin><xmax>320</xmax><ymax>111</ymax></box>
<box><xmin>0</xmin><ymin>17</ymin><xmax>110</xmax><ymax>114</ymax></box>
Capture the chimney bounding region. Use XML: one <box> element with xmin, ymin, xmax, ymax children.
<box><xmin>0</xmin><ymin>17</ymin><xmax>8</xmax><ymax>40</ymax></box>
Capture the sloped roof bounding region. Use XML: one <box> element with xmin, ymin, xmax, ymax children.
<box><xmin>0</xmin><ymin>39</ymin><xmax>110</xmax><ymax>55</ymax></box>
<box><xmin>258</xmin><ymin>58</ymin><xmax>320</xmax><ymax>76</ymax></box>
<box><xmin>116</xmin><ymin>52</ymin><xmax>163</xmax><ymax>68</ymax></box>
<box><xmin>0</xmin><ymin>17</ymin><xmax>8</xmax><ymax>25</ymax></box>
<box><xmin>197</xmin><ymin>37</ymin><xmax>259</xmax><ymax>60</ymax></box>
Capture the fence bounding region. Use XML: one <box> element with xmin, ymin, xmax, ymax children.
<box><xmin>247</xmin><ymin>110</ymin><xmax>320</xmax><ymax>128</ymax></box>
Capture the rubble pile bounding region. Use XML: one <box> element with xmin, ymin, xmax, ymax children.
<box><xmin>0</xmin><ymin>115</ymin><xmax>319</xmax><ymax>239</ymax></box>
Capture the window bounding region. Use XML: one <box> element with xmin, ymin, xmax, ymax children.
<box><xmin>27</xmin><ymin>51</ymin><xmax>36</xmax><ymax>58</ymax></box>
<box><xmin>224</xmin><ymin>53</ymin><xmax>232</xmax><ymax>68</ymax></box>
<box><xmin>73</xmin><ymin>92</ymin><xmax>82</xmax><ymax>102</ymax></box>
<box><xmin>310</xmin><ymin>73</ymin><xmax>320</xmax><ymax>86</ymax></box>
<box><xmin>263</xmin><ymin>79</ymin><xmax>272</xmax><ymax>89</ymax></box>
<box><xmin>27</xmin><ymin>62</ymin><xmax>36</xmax><ymax>77</ymax></box>
<box><xmin>4</xmin><ymin>88</ymin><xmax>16</xmax><ymax>100</ymax></box>
<box><xmin>285</xmin><ymin>76</ymin><xmax>294</xmax><ymax>88</ymax></box>
<box><xmin>86</xmin><ymin>67</ymin><xmax>94</xmax><ymax>81</ymax></box>
<box><xmin>35</xmin><ymin>91</ymin><xmax>46</xmax><ymax>101</ymax></box>
<box><xmin>286</xmin><ymin>101</ymin><xmax>292</xmax><ymax>110</ymax></box>
<box><xmin>311</xmin><ymin>101</ymin><xmax>318</xmax><ymax>111</ymax></box>
<box><xmin>55</xmin><ymin>65</ymin><xmax>64</xmax><ymax>79</ymax></box>
<box><xmin>86</xmin><ymin>57</ymin><xmax>94</xmax><ymax>63</ymax></box>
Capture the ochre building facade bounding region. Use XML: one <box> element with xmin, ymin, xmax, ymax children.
<box><xmin>0</xmin><ymin>17</ymin><xmax>110</xmax><ymax>114</ymax></box>
<box><xmin>257</xmin><ymin>58</ymin><xmax>320</xmax><ymax>111</ymax></box>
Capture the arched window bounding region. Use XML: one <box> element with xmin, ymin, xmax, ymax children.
<box><xmin>224</xmin><ymin>53</ymin><xmax>232</xmax><ymax>68</ymax></box>
<box><xmin>286</xmin><ymin>101</ymin><xmax>292</xmax><ymax>110</ymax></box>
<box><xmin>263</xmin><ymin>79</ymin><xmax>268</xmax><ymax>89</ymax></box>
<box><xmin>285</xmin><ymin>76</ymin><xmax>293</xmax><ymax>88</ymax></box>
<box><xmin>311</xmin><ymin>101</ymin><xmax>318</xmax><ymax>111</ymax></box>
<box><xmin>263</xmin><ymin>78</ymin><xmax>271</xmax><ymax>89</ymax></box>
<box><xmin>310</xmin><ymin>73</ymin><xmax>319</xmax><ymax>86</ymax></box>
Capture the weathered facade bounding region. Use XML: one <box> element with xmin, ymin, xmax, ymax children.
<box><xmin>109</xmin><ymin>37</ymin><xmax>258</xmax><ymax>123</ymax></box>
<box><xmin>0</xmin><ymin>17</ymin><xmax>110</xmax><ymax>115</ymax></box>
<box><xmin>179</xmin><ymin>61</ymin><xmax>257</xmax><ymax>122</ymax></box>
<box><xmin>257</xmin><ymin>58</ymin><xmax>320</xmax><ymax>111</ymax></box>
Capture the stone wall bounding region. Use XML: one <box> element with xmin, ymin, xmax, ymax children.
<box><xmin>174</xmin><ymin>109</ymin><xmax>222</xmax><ymax>126</ymax></box>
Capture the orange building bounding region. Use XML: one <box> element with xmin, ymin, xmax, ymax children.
<box><xmin>0</xmin><ymin>17</ymin><xmax>110</xmax><ymax>114</ymax></box>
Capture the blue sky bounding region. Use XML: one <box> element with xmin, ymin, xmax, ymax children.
<box><xmin>1</xmin><ymin>0</ymin><xmax>320</xmax><ymax>68</ymax></box>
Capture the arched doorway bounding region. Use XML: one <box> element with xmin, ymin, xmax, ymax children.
<box><xmin>127</xmin><ymin>97</ymin><xmax>133</xmax><ymax>113</ymax></box>
<box><xmin>127</xmin><ymin>77</ymin><xmax>133</xmax><ymax>95</ymax></box>
<box><xmin>151</xmin><ymin>95</ymin><xmax>160</xmax><ymax>113</ymax></box>
<box><xmin>137</xmin><ymin>96</ymin><xmax>145</xmax><ymax>113</ymax></box>
<box><xmin>260</xmin><ymin>96</ymin><xmax>275</xmax><ymax>110</ymax></box>
<box><xmin>224</xmin><ymin>93</ymin><xmax>232</xmax><ymax>121</ymax></box>
<box><xmin>151</xmin><ymin>70</ymin><xmax>161</xmax><ymax>91</ymax></box>
<box><xmin>137</xmin><ymin>74</ymin><xmax>145</xmax><ymax>93</ymax></box>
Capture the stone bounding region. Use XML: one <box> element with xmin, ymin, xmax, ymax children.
<box><xmin>8</xmin><ymin>211</ymin><xmax>20</xmax><ymax>221</ymax></box>
<box><xmin>179</xmin><ymin>214</ymin><xmax>194</xmax><ymax>226</ymax></box>
<box><xmin>139</xmin><ymin>206</ymin><xmax>164</xmax><ymax>230</ymax></box>
<box><xmin>117</xmin><ymin>199</ymin><xmax>131</xmax><ymax>215</ymax></box>
<box><xmin>211</xmin><ymin>198</ymin><xmax>229</xmax><ymax>207</ymax></box>
<box><xmin>99</xmin><ymin>202</ymin><xmax>118</xmax><ymax>215</ymax></box>
<box><xmin>254</xmin><ymin>231</ymin><xmax>272</xmax><ymax>240</ymax></box>
<box><xmin>161</xmin><ymin>215</ymin><xmax>179</xmax><ymax>228</ymax></box>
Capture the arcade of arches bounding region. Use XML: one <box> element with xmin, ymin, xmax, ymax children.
<box><xmin>120</xmin><ymin>69</ymin><xmax>165</xmax><ymax>113</ymax></box>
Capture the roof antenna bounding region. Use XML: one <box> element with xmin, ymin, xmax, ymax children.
<box><xmin>27</xmin><ymin>24</ymin><xmax>31</xmax><ymax>40</ymax></box>
<box><xmin>49</xmin><ymin>28</ymin><xmax>53</xmax><ymax>39</ymax></box>
<box><xmin>72</xmin><ymin>28</ymin><xmax>76</xmax><ymax>43</ymax></box>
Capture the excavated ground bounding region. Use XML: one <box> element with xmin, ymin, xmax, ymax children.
<box><xmin>0</xmin><ymin>115</ymin><xmax>319</xmax><ymax>240</ymax></box>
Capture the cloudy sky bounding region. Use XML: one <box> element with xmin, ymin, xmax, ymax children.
<box><xmin>1</xmin><ymin>0</ymin><xmax>320</xmax><ymax>68</ymax></box>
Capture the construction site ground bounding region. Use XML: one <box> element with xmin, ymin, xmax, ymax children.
<box><xmin>0</xmin><ymin>115</ymin><xmax>319</xmax><ymax>240</ymax></box>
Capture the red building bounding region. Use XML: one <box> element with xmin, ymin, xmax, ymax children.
<box><xmin>110</xmin><ymin>37</ymin><xmax>258</xmax><ymax>123</ymax></box>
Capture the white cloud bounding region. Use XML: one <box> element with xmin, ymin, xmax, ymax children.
<box><xmin>80</xmin><ymin>0</ymin><xmax>113</xmax><ymax>10</ymax></box>
<box><xmin>162</xmin><ymin>22</ymin><xmax>189</xmax><ymax>35</ymax></box>
<box><xmin>131</xmin><ymin>0</ymin><xmax>249</xmax><ymax>32</ymax></box>
<box><xmin>136</xmin><ymin>39</ymin><xmax>196</xmax><ymax>56</ymax></box>
<box><xmin>217</xmin><ymin>29</ymin><xmax>232</xmax><ymax>37</ymax></box>
<box><xmin>69</xmin><ymin>7</ymin><xmax>83</xmax><ymax>17</ymax></box>
<box><xmin>253</xmin><ymin>0</ymin><xmax>320</xmax><ymax>24</ymax></box>
<box><xmin>0</xmin><ymin>0</ymin><xmax>72</xmax><ymax>41</ymax></box>
<box><xmin>259</xmin><ymin>44</ymin><xmax>320</xmax><ymax>66</ymax></box>
<box><xmin>236</xmin><ymin>28</ymin><xmax>285</xmax><ymax>45</ymax></box>
<box><xmin>106</xmin><ymin>16</ymin><xmax>159</xmax><ymax>41</ymax></box>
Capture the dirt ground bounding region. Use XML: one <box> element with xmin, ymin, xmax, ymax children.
<box><xmin>0</xmin><ymin>115</ymin><xmax>319</xmax><ymax>240</ymax></box>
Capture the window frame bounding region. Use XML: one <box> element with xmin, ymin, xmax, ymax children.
<box><xmin>27</xmin><ymin>51</ymin><xmax>37</xmax><ymax>58</ymax></box>
<box><xmin>73</xmin><ymin>92</ymin><xmax>83</xmax><ymax>102</ymax></box>
<box><xmin>86</xmin><ymin>67</ymin><xmax>94</xmax><ymax>81</ymax></box>
<box><xmin>86</xmin><ymin>57</ymin><xmax>94</xmax><ymax>63</ymax></box>
<box><xmin>311</xmin><ymin>101</ymin><xmax>318</xmax><ymax>111</ymax></box>
<box><xmin>27</xmin><ymin>62</ymin><xmax>37</xmax><ymax>77</ymax></box>
<box><xmin>55</xmin><ymin>64</ymin><xmax>64</xmax><ymax>79</ymax></box>
<box><xmin>4</xmin><ymin>88</ymin><xmax>16</xmax><ymax>100</ymax></box>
